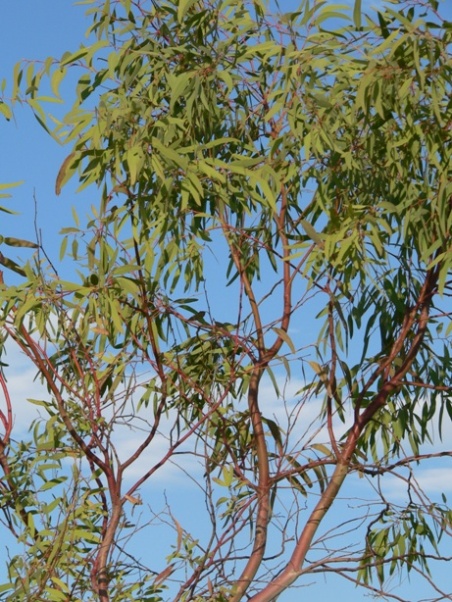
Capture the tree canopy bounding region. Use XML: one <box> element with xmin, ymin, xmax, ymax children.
<box><xmin>1</xmin><ymin>0</ymin><xmax>452</xmax><ymax>600</ymax></box>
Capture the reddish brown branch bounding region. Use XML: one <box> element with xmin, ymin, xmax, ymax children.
<box><xmin>230</xmin><ymin>368</ymin><xmax>270</xmax><ymax>602</ymax></box>
<box><xmin>248</xmin><ymin>257</ymin><xmax>441</xmax><ymax>601</ymax></box>
<box><xmin>265</xmin><ymin>184</ymin><xmax>293</xmax><ymax>360</ymax></box>
<box><xmin>7</xmin><ymin>324</ymin><xmax>112</xmax><ymax>476</ymax></box>
<box><xmin>0</xmin><ymin>371</ymin><xmax>12</xmax><ymax>445</ymax></box>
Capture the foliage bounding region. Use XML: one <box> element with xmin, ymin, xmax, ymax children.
<box><xmin>0</xmin><ymin>0</ymin><xmax>452</xmax><ymax>600</ymax></box>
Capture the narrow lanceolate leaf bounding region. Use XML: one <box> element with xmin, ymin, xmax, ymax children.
<box><xmin>272</xmin><ymin>327</ymin><xmax>296</xmax><ymax>354</ymax></box>
<box><xmin>0</xmin><ymin>253</ymin><xmax>25</xmax><ymax>276</ymax></box>
<box><xmin>0</xmin><ymin>180</ymin><xmax>24</xmax><ymax>199</ymax></box>
<box><xmin>55</xmin><ymin>152</ymin><xmax>77</xmax><ymax>195</ymax></box>
<box><xmin>0</xmin><ymin>101</ymin><xmax>12</xmax><ymax>121</ymax></box>
<box><xmin>353</xmin><ymin>0</ymin><xmax>362</xmax><ymax>29</ymax></box>
<box><xmin>2</xmin><ymin>2</ymin><xmax>452</xmax><ymax>602</ymax></box>
<box><xmin>300</xmin><ymin>219</ymin><xmax>324</xmax><ymax>245</ymax></box>
<box><xmin>2</xmin><ymin>237</ymin><xmax>39</xmax><ymax>249</ymax></box>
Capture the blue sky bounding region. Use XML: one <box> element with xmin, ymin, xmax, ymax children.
<box><xmin>1</xmin><ymin>2</ymin><xmax>452</xmax><ymax>601</ymax></box>
<box><xmin>0</xmin><ymin>2</ymin><xmax>92</xmax><ymax>265</ymax></box>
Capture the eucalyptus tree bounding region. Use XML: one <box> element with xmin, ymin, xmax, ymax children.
<box><xmin>0</xmin><ymin>0</ymin><xmax>452</xmax><ymax>601</ymax></box>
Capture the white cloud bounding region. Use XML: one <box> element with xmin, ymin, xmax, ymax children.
<box><xmin>380</xmin><ymin>465</ymin><xmax>452</xmax><ymax>500</ymax></box>
<box><xmin>2</xmin><ymin>334</ymin><xmax>452</xmax><ymax>505</ymax></box>
<box><xmin>415</xmin><ymin>467</ymin><xmax>452</xmax><ymax>494</ymax></box>
<box><xmin>0</xmin><ymin>342</ymin><xmax>44</xmax><ymax>435</ymax></box>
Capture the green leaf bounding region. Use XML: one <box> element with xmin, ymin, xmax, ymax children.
<box><xmin>0</xmin><ymin>101</ymin><xmax>12</xmax><ymax>121</ymax></box>
<box><xmin>55</xmin><ymin>152</ymin><xmax>78</xmax><ymax>195</ymax></box>
<box><xmin>177</xmin><ymin>0</ymin><xmax>198</xmax><ymax>23</ymax></box>
<box><xmin>300</xmin><ymin>220</ymin><xmax>324</xmax><ymax>245</ymax></box>
<box><xmin>0</xmin><ymin>253</ymin><xmax>25</xmax><ymax>276</ymax></box>
<box><xmin>311</xmin><ymin>443</ymin><xmax>332</xmax><ymax>457</ymax></box>
<box><xmin>0</xmin><ymin>180</ymin><xmax>24</xmax><ymax>197</ymax></box>
<box><xmin>272</xmin><ymin>327</ymin><xmax>296</xmax><ymax>354</ymax></box>
<box><xmin>3</xmin><ymin>237</ymin><xmax>39</xmax><ymax>249</ymax></box>
<box><xmin>353</xmin><ymin>0</ymin><xmax>362</xmax><ymax>29</ymax></box>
